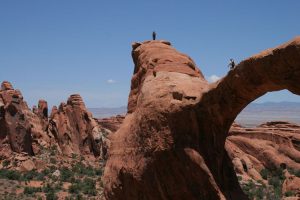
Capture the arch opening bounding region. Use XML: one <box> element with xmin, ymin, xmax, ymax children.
<box><xmin>226</xmin><ymin>90</ymin><xmax>300</xmax><ymax>199</ymax></box>
<box><xmin>235</xmin><ymin>90</ymin><xmax>300</xmax><ymax>127</ymax></box>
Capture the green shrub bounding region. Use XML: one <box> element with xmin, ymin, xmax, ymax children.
<box><xmin>81</xmin><ymin>178</ymin><xmax>96</xmax><ymax>196</ymax></box>
<box><xmin>50</xmin><ymin>146</ymin><xmax>57</xmax><ymax>156</ymax></box>
<box><xmin>76</xmin><ymin>194</ymin><xmax>83</xmax><ymax>200</ymax></box>
<box><xmin>69</xmin><ymin>180</ymin><xmax>80</xmax><ymax>194</ymax></box>
<box><xmin>273</xmin><ymin>185</ymin><xmax>282</xmax><ymax>199</ymax></box>
<box><xmin>72</xmin><ymin>162</ymin><xmax>95</xmax><ymax>176</ymax></box>
<box><xmin>43</xmin><ymin>183</ymin><xmax>54</xmax><ymax>193</ymax></box>
<box><xmin>23</xmin><ymin>186</ymin><xmax>42</xmax><ymax>195</ymax></box>
<box><xmin>95</xmin><ymin>168</ymin><xmax>103</xmax><ymax>176</ymax></box>
<box><xmin>0</xmin><ymin>169</ymin><xmax>22</xmax><ymax>180</ymax></box>
<box><xmin>273</xmin><ymin>168</ymin><xmax>285</xmax><ymax>180</ymax></box>
<box><xmin>46</xmin><ymin>190</ymin><xmax>58</xmax><ymax>200</ymax></box>
<box><xmin>253</xmin><ymin>187</ymin><xmax>264</xmax><ymax>200</ymax></box>
<box><xmin>268</xmin><ymin>176</ymin><xmax>281</xmax><ymax>188</ymax></box>
<box><xmin>68</xmin><ymin>178</ymin><xmax>96</xmax><ymax>196</ymax></box>
<box><xmin>23</xmin><ymin>170</ymin><xmax>45</xmax><ymax>181</ymax></box>
<box><xmin>60</xmin><ymin>167</ymin><xmax>74</xmax><ymax>182</ymax></box>
<box><xmin>294</xmin><ymin>170</ymin><xmax>300</xmax><ymax>178</ymax></box>
<box><xmin>2</xmin><ymin>160</ymin><xmax>10</xmax><ymax>167</ymax></box>
<box><xmin>237</xmin><ymin>175</ymin><xmax>242</xmax><ymax>181</ymax></box>
<box><xmin>285</xmin><ymin>190</ymin><xmax>296</xmax><ymax>197</ymax></box>
<box><xmin>260</xmin><ymin>168</ymin><xmax>269</xmax><ymax>180</ymax></box>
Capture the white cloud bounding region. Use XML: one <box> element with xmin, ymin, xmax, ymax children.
<box><xmin>107</xmin><ymin>79</ymin><xmax>116</xmax><ymax>84</ymax></box>
<box><xmin>207</xmin><ymin>75</ymin><xmax>221</xmax><ymax>83</ymax></box>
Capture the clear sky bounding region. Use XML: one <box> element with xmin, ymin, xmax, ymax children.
<box><xmin>0</xmin><ymin>0</ymin><xmax>300</xmax><ymax>109</ymax></box>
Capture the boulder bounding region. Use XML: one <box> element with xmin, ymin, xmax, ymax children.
<box><xmin>19</xmin><ymin>159</ymin><xmax>36</xmax><ymax>171</ymax></box>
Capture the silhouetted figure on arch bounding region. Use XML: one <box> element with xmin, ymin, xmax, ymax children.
<box><xmin>228</xmin><ymin>58</ymin><xmax>236</xmax><ymax>70</ymax></box>
<box><xmin>152</xmin><ymin>31</ymin><xmax>156</xmax><ymax>40</ymax></box>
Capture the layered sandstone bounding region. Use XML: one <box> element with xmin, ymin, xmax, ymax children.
<box><xmin>104</xmin><ymin>37</ymin><xmax>300</xmax><ymax>199</ymax></box>
<box><xmin>227</xmin><ymin>121</ymin><xmax>300</xmax><ymax>179</ymax></box>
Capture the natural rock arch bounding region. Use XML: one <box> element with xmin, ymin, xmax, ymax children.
<box><xmin>103</xmin><ymin>37</ymin><xmax>300</xmax><ymax>200</ymax></box>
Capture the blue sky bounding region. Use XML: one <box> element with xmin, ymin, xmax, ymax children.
<box><xmin>0</xmin><ymin>1</ymin><xmax>300</xmax><ymax>108</ymax></box>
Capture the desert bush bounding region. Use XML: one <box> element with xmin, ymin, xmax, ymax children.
<box><xmin>95</xmin><ymin>167</ymin><xmax>103</xmax><ymax>176</ymax></box>
<box><xmin>23</xmin><ymin>186</ymin><xmax>42</xmax><ymax>195</ymax></box>
<box><xmin>0</xmin><ymin>169</ymin><xmax>22</xmax><ymax>180</ymax></box>
<box><xmin>46</xmin><ymin>190</ymin><xmax>58</xmax><ymax>200</ymax></box>
<box><xmin>285</xmin><ymin>190</ymin><xmax>296</xmax><ymax>197</ymax></box>
<box><xmin>260</xmin><ymin>168</ymin><xmax>269</xmax><ymax>180</ymax></box>
<box><xmin>289</xmin><ymin>168</ymin><xmax>300</xmax><ymax>178</ymax></box>
<box><xmin>60</xmin><ymin>167</ymin><xmax>74</xmax><ymax>182</ymax></box>
<box><xmin>273</xmin><ymin>168</ymin><xmax>285</xmax><ymax>180</ymax></box>
<box><xmin>72</xmin><ymin>162</ymin><xmax>95</xmax><ymax>176</ymax></box>
<box><xmin>2</xmin><ymin>160</ymin><xmax>10</xmax><ymax>167</ymax></box>
<box><xmin>23</xmin><ymin>170</ymin><xmax>45</xmax><ymax>181</ymax></box>
<box><xmin>69</xmin><ymin>180</ymin><xmax>81</xmax><ymax>194</ymax></box>
<box><xmin>50</xmin><ymin>146</ymin><xmax>57</xmax><ymax>156</ymax></box>
<box><xmin>81</xmin><ymin>178</ymin><xmax>96</xmax><ymax>196</ymax></box>
<box><xmin>42</xmin><ymin>183</ymin><xmax>54</xmax><ymax>193</ymax></box>
<box><xmin>69</xmin><ymin>177</ymin><xmax>96</xmax><ymax>196</ymax></box>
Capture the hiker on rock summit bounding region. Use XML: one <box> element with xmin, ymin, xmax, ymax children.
<box><xmin>152</xmin><ymin>31</ymin><xmax>156</xmax><ymax>40</ymax></box>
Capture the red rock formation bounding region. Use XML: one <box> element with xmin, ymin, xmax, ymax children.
<box><xmin>104</xmin><ymin>37</ymin><xmax>300</xmax><ymax>199</ymax></box>
<box><xmin>282</xmin><ymin>173</ymin><xmax>300</xmax><ymax>196</ymax></box>
<box><xmin>38</xmin><ymin>100</ymin><xmax>48</xmax><ymax>127</ymax></box>
<box><xmin>32</xmin><ymin>99</ymin><xmax>49</xmax><ymax>133</ymax></box>
<box><xmin>48</xmin><ymin>94</ymin><xmax>103</xmax><ymax>157</ymax></box>
<box><xmin>226</xmin><ymin>121</ymin><xmax>300</xmax><ymax>181</ymax></box>
<box><xmin>0</xmin><ymin>81</ymin><xmax>50</xmax><ymax>156</ymax></box>
<box><xmin>0</xmin><ymin>83</ymin><xmax>107</xmax><ymax>160</ymax></box>
<box><xmin>97</xmin><ymin>115</ymin><xmax>124</xmax><ymax>133</ymax></box>
<box><xmin>95</xmin><ymin>115</ymin><xmax>125</xmax><ymax>160</ymax></box>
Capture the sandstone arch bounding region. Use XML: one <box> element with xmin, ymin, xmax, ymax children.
<box><xmin>103</xmin><ymin>37</ymin><xmax>300</xmax><ymax>200</ymax></box>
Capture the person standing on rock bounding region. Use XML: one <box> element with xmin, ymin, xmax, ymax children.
<box><xmin>228</xmin><ymin>58</ymin><xmax>236</xmax><ymax>70</ymax></box>
<box><xmin>152</xmin><ymin>31</ymin><xmax>156</xmax><ymax>40</ymax></box>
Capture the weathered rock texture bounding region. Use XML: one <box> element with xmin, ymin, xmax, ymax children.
<box><xmin>96</xmin><ymin>115</ymin><xmax>125</xmax><ymax>160</ymax></box>
<box><xmin>48</xmin><ymin>94</ymin><xmax>104</xmax><ymax>157</ymax></box>
<box><xmin>282</xmin><ymin>173</ymin><xmax>300</xmax><ymax>196</ymax></box>
<box><xmin>227</xmin><ymin>121</ymin><xmax>300</xmax><ymax>182</ymax></box>
<box><xmin>104</xmin><ymin>37</ymin><xmax>300</xmax><ymax>199</ymax></box>
<box><xmin>0</xmin><ymin>81</ymin><xmax>50</xmax><ymax>156</ymax></box>
<box><xmin>0</xmin><ymin>82</ymin><xmax>107</xmax><ymax>160</ymax></box>
<box><xmin>97</xmin><ymin>115</ymin><xmax>124</xmax><ymax>133</ymax></box>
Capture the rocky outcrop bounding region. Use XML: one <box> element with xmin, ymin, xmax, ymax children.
<box><xmin>104</xmin><ymin>37</ymin><xmax>300</xmax><ymax>199</ymax></box>
<box><xmin>0</xmin><ymin>81</ymin><xmax>50</xmax><ymax>156</ymax></box>
<box><xmin>0</xmin><ymin>82</ymin><xmax>108</xmax><ymax>160</ymax></box>
<box><xmin>48</xmin><ymin>94</ymin><xmax>105</xmax><ymax>157</ymax></box>
<box><xmin>226</xmin><ymin>121</ymin><xmax>300</xmax><ymax>181</ymax></box>
<box><xmin>97</xmin><ymin>115</ymin><xmax>124</xmax><ymax>133</ymax></box>
<box><xmin>282</xmin><ymin>173</ymin><xmax>300</xmax><ymax>196</ymax></box>
<box><xmin>37</xmin><ymin>99</ymin><xmax>48</xmax><ymax>131</ymax></box>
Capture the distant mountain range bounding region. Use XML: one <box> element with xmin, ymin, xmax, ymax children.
<box><xmin>236</xmin><ymin>102</ymin><xmax>300</xmax><ymax>127</ymax></box>
<box><xmin>88</xmin><ymin>102</ymin><xmax>300</xmax><ymax>126</ymax></box>
<box><xmin>88</xmin><ymin>106</ymin><xmax>127</xmax><ymax>118</ymax></box>
<box><xmin>242</xmin><ymin>101</ymin><xmax>300</xmax><ymax>112</ymax></box>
